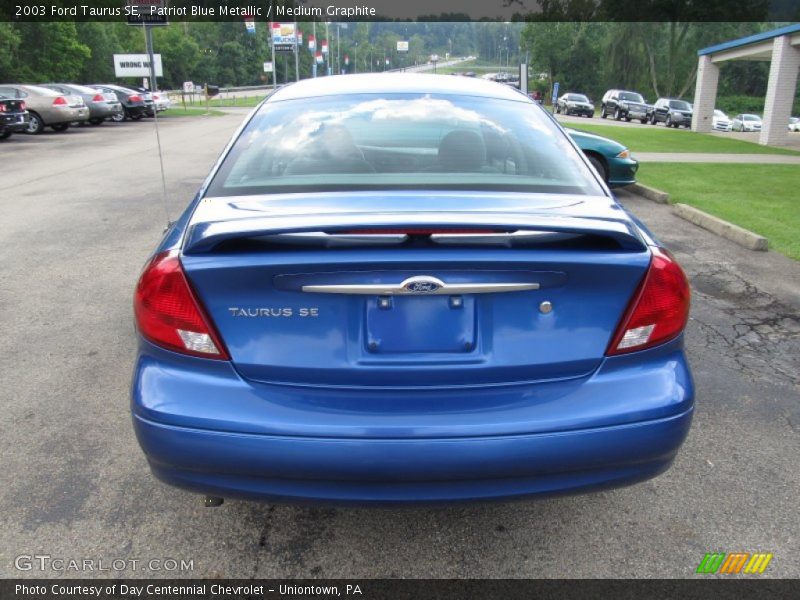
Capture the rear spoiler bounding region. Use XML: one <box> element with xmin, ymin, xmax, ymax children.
<box><xmin>182</xmin><ymin>212</ymin><xmax>646</xmax><ymax>254</ymax></box>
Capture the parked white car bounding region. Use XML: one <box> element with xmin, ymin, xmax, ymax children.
<box><xmin>712</xmin><ymin>109</ymin><xmax>732</xmax><ymax>131</ymax></box>
<box><xmin>731</xmin><ymin>114</ymin><xmax>762</xmax><ymax>132</ymax></box>
<box><xmin>151</xmin><ymin>91</ymin><xmax>171</xmax><ymax>111</ymax></box>
<box><xmin>789</xmin><ymin>117</ymin><xmax>800</xmax><ymax>132</ymax></box>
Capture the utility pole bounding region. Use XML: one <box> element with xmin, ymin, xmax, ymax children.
<box><xmin>294</xmin><ymin>21</ymin><xmax>299</xmax><ymax>82</ymax></box>
<box><xmin>336</xmin><ymin>23</ymin><xmax>341</xmax><ymax>75</ymax></box>
<box><xmin>312</xmin><ymin>21</ymin><xmax>317</xmax><ymax>78</ymax></box>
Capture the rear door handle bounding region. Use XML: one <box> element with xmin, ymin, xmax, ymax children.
<box><xmin>301</xmin><ymin>276</ymin><xmax>539</xmax><ymax>295</ymax></box>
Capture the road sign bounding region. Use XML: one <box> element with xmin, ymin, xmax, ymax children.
<box><xmin>397</xmin><ymin>41</ymin><xmax>409</xmax><ymax>53</ymax></box>
<box><xmin>125</xmin><ymin>0</ymin><xmax>168</xmax><ymax>26</ymax></box>
<box><xmin>113</xmin><ymin>54</ymin><xmax>163</xmax><ymax>78</ymax></box>
<box><xmin>271</xmin><ymin>22</ymin><xmax>297</xmax><ymax>53</ymax></box>
<box><xmin>263</xmin><ymin>62</ymin><xmax>274</xmax><ymax>73</ymax></box>
<box><xmin>182</xmin><ymin>81</ymin><xmax>193</xmax><ymax>93</ymax></box>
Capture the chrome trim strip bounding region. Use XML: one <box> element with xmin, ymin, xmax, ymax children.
<box><xmin>302</xmin><ymin>276</ymin><xmax>539</xmax><ymax>295</ymax></box>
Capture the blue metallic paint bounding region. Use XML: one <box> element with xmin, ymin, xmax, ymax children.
<box><xmin>131</xmin><ymin>76</ymin><xmax>693</xmax><ymax>503</ymax></box>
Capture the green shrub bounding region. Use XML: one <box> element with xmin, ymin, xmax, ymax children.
<box><xmin>716</xmin><ymin>95</ymin><xmax>800</xmax><ymax>117</ymax></box>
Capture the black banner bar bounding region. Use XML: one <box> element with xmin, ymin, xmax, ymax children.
<box><xmin>1</xmin><ymin>579</ymin><xmax>797</xmax><ymax>600</ymax></box>
<box><xmin>0</xmin><ymin>0</ymin><xmax>795</xmax><ymax>23</ymax></box>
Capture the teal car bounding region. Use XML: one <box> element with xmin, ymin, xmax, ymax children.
<box><xmin>567</xmin><ymin>128</ymin><xmax>638</xmax><ymax>187</ymax></box>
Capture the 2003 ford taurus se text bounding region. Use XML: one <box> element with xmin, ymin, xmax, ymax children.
<box><xmin>131</xmin><ymin>75</ymin><xmax>693</xmax><ymax>505</ymax></box>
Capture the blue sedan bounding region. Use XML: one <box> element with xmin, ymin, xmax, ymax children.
<box><xmin>132</xmin><ymin>75</ymin><xmax>693</xmax><ymax>505</ymax></box>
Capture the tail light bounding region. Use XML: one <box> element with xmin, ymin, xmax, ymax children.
<box><xmin>129</xmin><ymin>94</ymin><xmax>142</xmax><ymax>102</ymax></box>
<box><xmin>153</xmin><ymin>94</ymin><xmax>160</xmax><ymax>100</ymax></box>
<box><xmin>20</xmin><ymin>101</ymin><xmax>25</xmax><ymax>110</ymax></box>
<box><xmin>92</xmin><ymin>94</ymin><xmax>105</xmax><ymax>102</ymax></box>
<box><xmin>134</xmin><ymin>251</ymin><xmax>229</xmax><ymax>360</ymax></box>
<box><xmin>607</xmin><ymin>247</ymin><xmax>690</xmax><ymax>355</ymax></box>
<box><xmin>52</xmin><ymin>96</ymin><xmax>68</xmax><ymax>106</ymax></box>
<box><xmin>0</xmin><ymin>104</ymin><xmax>5</xmax><ymax>113</ymax></box>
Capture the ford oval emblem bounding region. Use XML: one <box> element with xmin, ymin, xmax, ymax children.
<box><xmin>402</xmin><ymin>276</ymin><xmax>443</xmax><ymax>294</ymax></box>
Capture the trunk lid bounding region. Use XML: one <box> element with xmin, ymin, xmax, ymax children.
<box><xmin>180</xmin><ymin>192</ymin><xmax>650</xmax><ymax>388</ymax></box>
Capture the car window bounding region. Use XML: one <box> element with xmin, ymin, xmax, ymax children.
<box><xmin>68</xmin><ymin>84</ymin><xmax>102</xmax><ymax>95</ymax></box>
<box><xmin>669</xmin><ymin>100</ymin><xmax>691</xmax><ymax>110</ymax></box>
<box><xmin>619</xmin><ymin>92</ymin><xmax>644</xmax><ymax>103</ymax></box>
<box><xmin>0</xmin><ymin>86</ymin><xmax>21</xmax><ymax>98</ymax></box>
<box><xmin>567</xmin><ymin>94</ymin><xmax>588</xmax><ymax>102</ymax></box>
<box><xmin>744</xmin><ymin>115</ymin><xmax>760</xmax><ymax>121</ymax></box>
<box><xmin>714</xmin><ymin>110</ymin><xmax>726</xmax><ymax>117</ymax></box>
<box><xmin>24</xmin><ymin>85</ymin><xmax>62</xmax><ymax>97</ymax></box>
<box><xmin>207</xmin><ymin>93</ymin><xmax>606</xmax><ymax>198</ymax></box>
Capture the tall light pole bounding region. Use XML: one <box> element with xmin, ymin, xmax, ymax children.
<box><xmin>324</xmin><ymin>21</ymin><xmax>330</xmax><ymax>76</ymax></box>
<box><xmin>336</xmin><ymin>23</ymin><xmax>341</xmax><ymax>75</ymax></box>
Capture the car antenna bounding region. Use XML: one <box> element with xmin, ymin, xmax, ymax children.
<box><xmin>141</xmin><ymin>22</ymin><xmax>171</xmax><ymax>229</ymax></box>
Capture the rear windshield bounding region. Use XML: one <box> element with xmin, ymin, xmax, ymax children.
<box><xmin>25</xmin><ymin>85</ymin><xmax>61</xmax><ymax>96</ymax></box>
<box><xmin>619</xmin><ymin>92</ymin><xmax>644</xmax><ymax>103</ymax></box>
<box><xmin>669</xmin><ymin>100</ymin><xmax>691</xmax><ymax>110</ymax></box>
<box><xmin>69</xmin><ymin>84</ymin><xmax>103</xmax><ymax>95</ymax></box>
<box><xmin>743</xmin><ymin>115</ymin><xmax>761</xmax><ymax>121</ymax></box>
<box><xmin>567</xmin><ymin>94</ymin><xmax>589</xmax><ymax>102</ymax></box>
<box><xmin>206</xmin><ymin>93</ymin><xmax>605</xmax><ymax>197</ymax></box>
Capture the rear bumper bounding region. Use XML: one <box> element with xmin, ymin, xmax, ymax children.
<box><xmin>131</xmin><ymin>337</ymin><xmax>694</xmax><ymax>504</ymax></box>
<box><xmin>134</xmin><ymin>409</ymin><xmax>691</xmax><ymax>504</ymax></box>
<box><xmin>1</xmin><ymin>112</ymin><xmax>29</xmax><ymax>132</ymax></box>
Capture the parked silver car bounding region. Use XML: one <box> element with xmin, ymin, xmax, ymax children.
<box><xmin>0</xmin><ymin>84</ymin><xmax>89</xmax><ymax>133</ymax></box>
<box><xmin>731</xmin><ymin>114</ymin><xmax>762</xmax><ymax>132</ymax></box>
<box><xmin>712</xmin><ymin>109</ymin><xmax>732</xmax><ymax>131</ymax></box>
<box><xmin>40</xmin><ymin>83</ymin><xmax>123</xmax><ymax>125</ymax></box>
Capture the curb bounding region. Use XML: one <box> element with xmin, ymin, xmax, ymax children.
<box><xmin>672</xmin><ymin>204</ymin><xmax>769</xmax><ymax>252</ymax></box>
<box><xmin>625</xmin><ymin>183</ymin><xmax>670</xmax><ymax>204</ymax></box>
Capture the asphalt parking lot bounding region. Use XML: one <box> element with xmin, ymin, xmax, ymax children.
<box><xmin>1</xmin><ymin>114</ymin><xmax>798</xmax><ymax>579</ymax></box>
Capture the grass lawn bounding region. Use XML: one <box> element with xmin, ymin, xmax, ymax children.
<box><xmin>569</xmin><ymin>122</ymin><xmax>800</xmax><ymax>156</ymax></box>
<box><xmin>208</xmin><ymin>95</ymin><xmax>267</xmax><ymax>107</ymax></box>
<box><xmin>159</xmin><ymin>107</ymin><xmax>224</xmax><ymax>117</ymax></box>
<box><xmin>636</xmin><ymin>163</ymin><xmax>800</xmax><ymax>260</ymax></box>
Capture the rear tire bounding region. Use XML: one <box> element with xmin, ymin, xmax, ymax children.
<box><xmin>666</xmin><ymin>116</ymin><xmax>673</xmax><ymax>128</ymax></box>
<box><xmin>614</xmin><ymin>108</ymin><xmax>622</xmax><ymax>121</ymax></box>
<box><xmin>25</xmin><ymin>112</ymin><xmax>44</xmax><ymax>134</ymax></box>
<box><xmin>650</xmin><ymin>113</ymin><xmax>657</xmax><ymax>125</ymax></box>
<box><xmin>600</xmin><ymin>105</ymin><xmax>607</xmax><ymax>119</ymax></box>
<box><xmin>0</xmin><ymin>130</ymin><xmax>11</xmax><ymax>140</ymax></box>
<box><xmin>640</xmin><ymin>118</ymin><xmax>647</xmax><ymax>124</ymax></box>
<box><xmin>51</xmin><ymin>123</ymin><xmax>70</xmax><ymax>132</ymax></box>
<box><xmin>111</xmin><ymin>112</ymin><xmax>125</xmax><ymax>123</ymax></box>
<box><xmin>89</xmin><ymin>118</ymin><xmax>104</xmax><ymax>125</ymax></box>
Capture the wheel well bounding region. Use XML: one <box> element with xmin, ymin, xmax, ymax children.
<box><xmin>583</xmin><ymin>151</ymin><xmax>608</xmax><ymax>181</ymax></box>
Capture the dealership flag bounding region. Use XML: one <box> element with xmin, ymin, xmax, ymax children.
<box><xmin>321</xmin><ymin>40</ymin><xmax>328</xmax><ymax>54</ymax></box>
<box><xmin>344</xmin><ymin>55</ymin><xmax>350</xmax><ymax>66</ymax></box>
<box><xmin>308</xmin><ymin>35</ymin><xmax>316</xmax><ymax>51</ymax></box>
<box><xmin>315</xmin><ymin>51</ymin><xmax>323</xmax><ymax>64</ymax></box>
<box><xmin>244</xmin><ymin>18</ymin><xmax>255</xmax><ymax>34</ymax></box>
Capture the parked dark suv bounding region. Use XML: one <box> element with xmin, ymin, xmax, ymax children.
<box><xmin>648</xmin><ymin>98</ymin><xmax>693</xmax><ymax>128</ymax></box>
<box><xmin>600</xmin><ymin>90</ymin><xmax>649</xmax><ymax>123</ymax></box>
